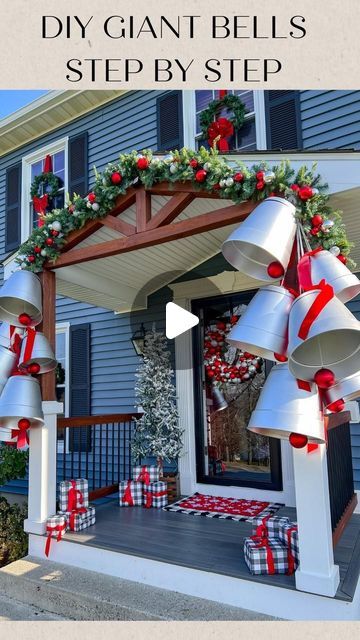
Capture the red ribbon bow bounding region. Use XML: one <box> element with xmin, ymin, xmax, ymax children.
<box><xmin>11</xmin><ymin>423</ymin><xmax>29</xmax><ymax>449</ymax></box>
<box><xmin>122</xmin><ymin>480</ymin><xmax>134</xmax><ymax>506</ymax></box>
<box><xmin>136</xmin><ymin>465</ymin><xmax>151</xmax><ymax>485</ymax></box>
<box><xmin>45</xmin><ymin>522</ymin><xmax>66</xmax><ymax>557</ymax></box>
<box><xmin>298</xmin><ymin>279</ymin><xmax>334</xmax><ymax>341</ymax></box>
<box><xmin>250</xmin><ymin>535</ymin><xmax>275</xmax><ymax>575</ymax></box>
<box><xmin>67</xmin><ymin>480</ymin><xmax>84</xmax><ymax>512</ymax></box>
<box><xmin>297</xmin><ymin>248</ymin><xmax>323</xmax><ymax>291</ymax></box>
<box><xmin>33</xmin><ymin>195</ymin><xmax>49</xmax><ymax>226</ymax></box>
<box><xmin>255</xmin><ymin>515</ymin><xmax>270</xmax><ymax>539</ymax></box>
<box><xmin>207</xmin><ymin>117</ymin><xmax>234</xmax><ymax>151</ymax></box>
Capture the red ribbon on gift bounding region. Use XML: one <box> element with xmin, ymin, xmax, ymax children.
<box><xmin>255</xmin><ymin>515</ymin><xmax>271</xmax><ymax>539</ymax></box>
<box><xmin>207</xmin><ymin>117</ymin><xmax>234</xmax><ymax>151</ymax></box>
<box><xmin>285</xmin><ymin>526</ymin><xmax>298</xmax><ymax>575</ymax></box>
<box><xmin>11</xmin><ymin>423</ymin><xmax>29</xmax><ymax>449</ymax></box>
<box><xmin>45</xmin><ymin>522</ymin><xmax>66</xmax><ymax>557</ymax></box>
<box><xmin>122</xmin><ymin>480</ymin><xmax>134</xmax><ymax>506</ymax></box>
<box><xmin>136</xmin><ymin>465</ymin><xmax>151</xmax><ymax>485</ymax></box>
<box><xmin>143</xmin><ymin>489</ymin><xmax>167</xmax><ymax>509</ymax></box>
<box><xmin>68</xmin><ymin>507</ymin><xmax>87</xmax><ymax>531</ymax></box>
<box><xmin>297</xmin><ymin>247</ymin><xmax>323</xmax><ymax>291</ymax></box>
<box><xmin>298</xmin><ymin>280</ymin><xmax>334</xmax><ymax>341</ymax></box>
<box><xmin>67</xmin><ymin>480</ymin><xmax>84</xmax><ymax>512</ymax></box>
<box><xmin>251</xmin><ymin>535</ymin><xmax>275</xmax><ymax>575</ymax></box>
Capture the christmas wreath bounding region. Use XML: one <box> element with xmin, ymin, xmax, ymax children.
<box><xmin>204</xmin><ymin>316</ymin><xmax>263</xmax><ymax>384</ymax></box>
<box><xmin>199</xmin><ymin>94</ymin><xmax>246</xmax><ymax>150</ymax></box>
<box><xmin>30</xmin><ymin>172</ymin><xmax>61</xmax><ymax>199</ymax></box>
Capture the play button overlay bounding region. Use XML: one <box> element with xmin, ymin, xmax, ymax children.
<box><xmin>166</xmin><ymin>302</ymin><xmax>199</xmax><ymax>339</ymax></box>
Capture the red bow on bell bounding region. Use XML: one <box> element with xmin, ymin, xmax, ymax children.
<box><xmin>208</xmin><ymin>117</ymin><xmax>234</xmax><ymax>151</ymax></box>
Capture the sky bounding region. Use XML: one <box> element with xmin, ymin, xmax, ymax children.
<box><xmin>0</xmin><ymin>90</ymin><xmax>49</xmax><ymax>119</ymax></box>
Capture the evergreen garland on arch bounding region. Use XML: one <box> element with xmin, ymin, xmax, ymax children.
<box><xmin>199</xmin><ymin>94</ymin><xmax>246</xmax><ymax>140</ymax></box>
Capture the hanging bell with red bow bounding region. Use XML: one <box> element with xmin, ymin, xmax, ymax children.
<box><xmin>222</xmin><ymin>197</ymin><xmax>296</xmax><ymax>281</ymax></box>
<box><xmin>305</xmin><ymin>250</ymin><xmax>360</xmax><ymax>303</ymax></box>
<box><xmin>19</xmin><ymin>331</ymin><xmax>57</xmax><ymax>374</ymax></box>
<box><xmin>0</xmin><ymin>375</ymin><xmax>44</xmax><ymax>430</ymax></box>
<box><xmin>227</xmin><ymin>285</ymin><xmax>294</xmax><ymax>360</ymax></box>
<box><xmin>288</xmin><ymin>288</ymin><xmax>360</xmax><ymax>382</ymax></box>
<box><xmin>248</xmin><ymin>363</ymin><xmax>325</xmax><ymax>443</ymax></box>
<box><xmin>322</xmin><ymin>371</ymin><xmax>360</xmax><ymax>410</ymax></box>
<box><xmin>0</xmin><ymin>271</ymin><xmax>42</xmax><ymax>327</ymax></box>
<box><xmin>0</xmin><ymin>346</ymin><xmax>18</xmax><ymax>395</ymax></box>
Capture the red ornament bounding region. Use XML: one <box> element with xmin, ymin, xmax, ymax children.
<box><xmin>51</xmin><ymin>230</ymin><xmax>59</xmax><ymax>237</ymax></box>
<box><xmin>18</xmin><ymin>313</ymin><xmax>32</xmax><ymax>326</ymax></box>
<box><xmin>267</xmin><ymin>261</ymin><xmax>284</xmax><ymax>279</ymax></box>
<box><xmin>195</xmin><ymin>169</ymin><xmax>207</xmax><ymax>183</ymax></box>
<box><xmin>310</xmin><ymin>226</ymin><xmax>320</xmax><ymax>236</ymax></box>
<box><xmin>314</xmin><ymin>368</ymin><xmax>335</xmax><ymax>389</ymax></box>
<box><xmin>256</xmin><ymin>171</ymin><xmax>264</xmax><ymax>180</ymax></box>
<box><xmin>45</xmin><ymin>238</ymin><xmax>54</xmax><ymax>246</ymax></box>
<box><xmin>256</xmin><ymin>180</ymin><xmax>265</xmax><ymax>190</ymax></box>
<box><xmin>207</xmin><ymin>370</ymin><xmax>215</xmax><ymax>378</ymax></box>
<box><xmin>137</xmin><ymin>157</ymin><xmax>149</xmax><ymax>170</ymax></box>
<box><xmin>18</xmin><ymin>418</ymin><xmax>31</xmax><ymax>430</ymax></box>
<box><xmin>234</xmin><ymin>172</ymin><xmax>244</xmax><ymax>183</ymax></box>
<box><xmin>34</xmin><ymin>246</ymin><xmax>41</xmax><ymax>254</ymax></box>
<box><xmin>311</xmin><ymin>215</ymin><xmax>323</xmax><ymax>227</ymax></box>
<box><xmin>111</xmin><ymin>172</ymin><xmax>122</xmax><ymax>185</ymax></box>
<box><xmin>289</xmin><ymin>433</ymin><xmax>308</xmax><ymax>449</ymax></box>
<box><xmin>189</xmin><ymin>159</ymin><xmax>198</xmax><ymax>169</ymax></box>
<box><xmin>87</xmin><ymin>192</ymin><xmax>96</xmax><ymax>203</ymax></box>
<box><xmin>274</xmin><ymin>353</ymin><xmax>288</xmax><ymax>362</ymax></box>
<box><xmin>230</xmin><ymin>315</ymin><xmax>238</xmax><ymax>325</ymax></box>
<box><xmin>213</xmin><ymin>183</ymin><xmax>221</xmax><ymax>191</ymax></box>
<box><xmin>28</xmin><ymin>363</ymin><xmax>41</xmax><ymax>375</ymax></box>
<box><xmin>216</xmin><ymin>321</ymin><xmax>226</xmax><ymax>331</ymax></box>
<box><xmin>337</xmin><ymin>255</ymin><xmax>347</xmax><ymax>264</ymax></box>
<box><xmin>68</xmin><ymin>205</ymin><xmax>75</xmax><ymax>214</ymax></box>
<box><xmin>28</xmin><ymin>255</ymin><xmax>35</xmax><ymax>263</ymax></box>
<box><xmin>290</xmin><ymin>184</ymin><xmax>299</xmax><ymax>192</ymax></box>
<box><xmin>327</xmin><ymin>398</ymin><xmax>345</xmax><ymax>413</ymax></box>
<box><xmin>298</xmin><ymin>186</ymin><xmax>314</xmax><ymax>201</ymax></box>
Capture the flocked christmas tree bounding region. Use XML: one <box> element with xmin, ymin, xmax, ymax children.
<box><xmin>132</xmin><ymin>329</ymin><xmax>183</xmax><ymax>472</ymax></box>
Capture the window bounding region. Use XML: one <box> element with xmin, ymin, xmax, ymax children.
<box><xmin>21</xmin><ymin>138</ymin><xmax>68</xmax><ymax>241</ymax></box>
<box><xmin>56</xmin><ymin>323</ymin><xmax>70</xmax><ymax>448</ymax></box>
<box><xmin>195</xmin><ymin>90</ymin><xmax>257</xmax><ymax>151</ymax></box>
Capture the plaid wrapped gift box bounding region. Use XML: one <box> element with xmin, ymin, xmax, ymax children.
<box><xmin>59</xmin><ymin>478</ymin><xmax>89</xmax><ymax>512</ymax></box>
<box><xmin>252</xmin><ymin>515</ymin><xmax>290</xmax><ymax>539</ymax></box>
<box><xmin>58</xmin><ymin>505</ymin><xmax>96</xmax><ymax>532</ymax></box>
<box><xmin>244</xmin><ymin>536</ymin><xmax>289</xmax><ymax>575</ymax></box>
<box><xmin>279</xmin><ymin>521</ymin><xmax>299</xmax><ymax>569</ymax></box>
<box><xmin>119</xmin><ymin>480</ymin><xmax>143</xmax><ymax>506</ymax></box>
<box><xmin>143</xmin><ymin>481</ymin><xmax>168</xmax><ymax>508</ymax></box>
<box><xmin>133</xmin><ymin>465</ymin><xmax>160</xmax><ymax>484</ymax></box>
<box><xmin>45</xmin><ymin>514</ymin><xmax>67</xmax><ymax>557</ymax></box>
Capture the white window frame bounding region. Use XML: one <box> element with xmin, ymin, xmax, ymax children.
<box><xmin>56</xmin><ymin>321</ymin><xmax>70</xmax><ymax>454</ymax></box>
<box><xmin>182</xmin><ymin>90</ymin><xmax>267</xmax><ymax>151</ymax></box>
<box><xmin>21</xmin><ymin>136</ymin><xmax>69</xmax><ymax>242</ymax></box>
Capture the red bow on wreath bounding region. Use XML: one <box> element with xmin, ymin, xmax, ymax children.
<box><xmin>32</xmin><ymin>194</ymin><xmax>49</xmax><ymax>227</ymax></box>
<box><xmin>208</xmin><ymin>117</ymin><xmax>234</xmax><ymax>151</ymax></box>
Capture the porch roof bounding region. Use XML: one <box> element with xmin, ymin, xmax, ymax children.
<box><xmin>46</xmin><ymin>151</ymin><xmax>360</xmax><ymax>313</ymax></box>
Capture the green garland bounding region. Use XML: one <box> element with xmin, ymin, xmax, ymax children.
<box><xmin>30</xmin><ymin>172</ymin><xmax>61</xmax><ymax>199</ymax></box>
<box><xmin>199</xmin><ymin>94</ymin><xmax>246</xmax><ymax>140</ymax></box>
<box><xmin>16</xmin><ymin>147</ymin><xmax>354</xmax><ymax>272</ymax></box>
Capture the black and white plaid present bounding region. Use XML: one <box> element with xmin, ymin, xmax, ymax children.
<box><xmin>279</xmin><ymin>521</ymin><xmax>299</xmax><ymax>567</ymax></box>
<box><xmin>133</xmin><ymin>465</ymin><xmax>160</xmax><ymax>484</ymax></box>
<box><xmin>143</xmin><ymin>481</ymin><xmax>168</xmax><ymax>508</ymax></box>
<box><xmin>119</xmin><ymin>480</ymin><xmax>143</xmax><ymax>506</ymax></box>
<box><xmin>252</xmin><ymin>515</ymin><xmax>290</xmax><ymax>539</ymax></box>
<box><xmin>45</xmin><ymin>514</ymin><xmax>67</xmax><ymax>556</ymax></box>
<box><xmin>58</xmin><ymin>478</ymin><xmax>89</xmax><ymax>512</ymax></box>
<box><xmin>244</xmin><ymin>536</ymin><xmax>288</xmax><ymax>575</ymax></box>
<box><xmin>58</xmin><ymin>505</ymin><xmax>96</xmax><ymax>532</ymax></box>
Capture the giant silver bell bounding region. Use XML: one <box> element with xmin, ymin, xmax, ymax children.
<box><xmin>309</xmin><ymin>250</ymin><xmax>360</xmax><ymax>303</ymax></box>
<box><xmin>322</xmin><ymin>371</ymin><xmax>360</xmax><ymax>409</ymax></box>
<box><xmin>227</xmin><ymin>285</ymin><xmax>294</xmax><ymax>360</ymax></box>
<box><xmin>0</xmin><ymin>375</ymin><xmax>44</xmax><ymax>429</ymax></box>
<box><xmin>222</xmin><ymin>197</ymin><xmax>296</xmax><ymax>281</ymax></box>
<box><xmin>0</xmin><ymin>271</ymin><xmax>42</xmax><ymax>327</ymax></box>
<box><xmin>19</xmin><ymin>331</ymin><xmax>57</xmax><ymax>374</ymax></box>
<box><xmin>0</xmin><ymin>323</ymin><xmax>24</xmax><ymax>349</ymax></box>
<box><xmin>288</xmin><ymin>290</ymin><xmax>360</xmax><ymax>382</ymax></box>
<box><xmin>0</xmin><ymin>346</ymin><xmax>18</xmax><ymax>395</ymax></box>
<box><xmin>248</xmin><ymin>363</ymin><xmax>325</xmax><ymax>443</ymax></box>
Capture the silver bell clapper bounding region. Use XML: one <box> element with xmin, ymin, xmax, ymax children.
<box><xmin>19</xmin><ymin>329</ymin><xmax>57</xmax><ymax>375</ymax></box>
<box><xmin>0</xmin><ymin>271</ymin><xmax>42</xmax><ymax>328</ymax></box>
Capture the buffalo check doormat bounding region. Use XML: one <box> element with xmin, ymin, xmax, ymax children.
<box><xmin>163</xmin><ymin>493</ymin><xmax>283</xmax><ymax>522</ymax></box>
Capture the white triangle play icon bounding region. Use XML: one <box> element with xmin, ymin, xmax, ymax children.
<box><xmin>166</xmin><ymin>302</ymin><xmax>199</xmax><ymax>339</ymax></box>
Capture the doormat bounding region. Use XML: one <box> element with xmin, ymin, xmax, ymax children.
<box><xmin>163</xmin><ymin>492</ymin><xmax>283</xmax><ymax>522</ymax></box>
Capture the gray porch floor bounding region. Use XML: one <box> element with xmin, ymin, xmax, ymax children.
<box><xmin>63</xmin><ymin>499</ymin><xmax>360</xmax><ymax>602</ymax></box>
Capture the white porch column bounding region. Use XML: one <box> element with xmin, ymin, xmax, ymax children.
<box><xmin>174</xmin><ymin>297</ymin><xmax>197</xmax><ymax>496</ymax></box>
<box><xmin>293</xmin><ymin>444</ymin><xmax>340</xmax><ymax>597</ymax></box>
<box><xmin>24</xmin><ymin>401</ymin><xmax>63</xmax><ymax>535</ymax></box>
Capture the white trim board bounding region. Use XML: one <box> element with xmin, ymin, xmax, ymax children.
<box><xmin>28</xmin><ymin>534</ymin><xmax>360</xmax><ymax>620</ymax></box>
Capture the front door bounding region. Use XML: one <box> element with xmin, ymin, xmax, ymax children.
<box><xmin>192</xmin><ymin>290</ymin><xmax>282</xmax><ymax>491</ymax></box>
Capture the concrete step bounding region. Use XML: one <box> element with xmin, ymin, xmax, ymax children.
<box><xmin>0</xmin><ymin>556</ymin><xmax>279</xmax><ymax>621</ymax></box>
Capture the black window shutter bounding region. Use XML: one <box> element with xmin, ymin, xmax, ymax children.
<box><xmin>156</xmin><ymin>91</ymin><xmax>183</xmax><ymax>151</ymax></box>
<box><xmin>5</xmin><ymin>163</ymin><xmax>22</xmax><ymax>253</ymax></box>
<box><xmin>265</xmin><ymin>91</ymin><xmax>302</xmax><ymax>150</ymax></box>
<box><xmin>68</xmin><ymin>132</ymin><xmax>88</xmax><ymax>198</ymax></box>
<box><xmin>69</xmin><ymin>323</ymin><xmax>91</xmax><ymax>453</ymax></box>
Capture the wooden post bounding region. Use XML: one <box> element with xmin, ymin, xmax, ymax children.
<box><xmin>136</xmin><ymin>189</ymin><xmax>151</xmax><ymax>232</ymax></box>
<box><xmin>39</xmin><ymin>270</ymin><xmax>56</xmax><ymax>401</ymax></box>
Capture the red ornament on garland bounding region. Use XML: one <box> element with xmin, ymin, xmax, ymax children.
<box><xmin>311</xmin><ymin>215</ymin><xmax>323</xmax><ymax>227</ymax></box>
<box><xmin>28</xmin><ymin>256</ymin><xmax>35</xmax><ymax>263</ymax></box>
<box><xmin>195</xmin><ymin>169</ymin><xmax>207</xmax><ymax>183</ymax></box>
<box><xmin>51</xmin><ymin>230</ymin><xmax>59</xmax><ymax>237</ymax></box>
<box><xmin>289</xmin><ymin>433</ymin><xmax>308</xmax><ymax>449</ymax></box>
<box><xmin>87</xmin><ymin>192</ymin><xmax>96</xmax><ymax>203</ymax></box>
<box><xmin>298</xmin><ymin>186</ymin><xmax>314</xmax><ymax>201</ymax></box>
<box><xmin>34</xmin><ymin>246</ymin><xmax>41</xmax><ymax>254</ymax></box>
<box><xmin>290</xmin><ymin>184</ymin><xmax>299</xmax><ymax>192</ymax></box>
<box><xmin>327</xmin><ymin>398</ymin><xmax>345</xmax><ymax>413</ymax></box>
<box><xmin>137</xmin><ymin>157</ymin><xmax>149</xmax><ymax>170</ymax></box>
<box><xmin>234</xmin><ymin>172</ymin><xmax>244</xmax><ymax>183</ymax></box>
<box><xmin>310</xmin><ymin>226</ymin><xmax>320</xmax><ymax>236</ymax></box>
<box><xmin>189</xmin><ymin>159</ymin><xmax>198</xmax><ymax>169</ymax></box>
<box><xmin>256</xmin><ymin>180</ymin><xmax>265</xmax><ymax>190</ymax></box>
<box><xmin>337</xmin><ymin>255</ymin><xmax>347</xmax><ymax>264</ymax></box>
<box><xmin>45</xmin><ymin>238</ymin><xmax>54</xmax><ymax>246</ymax></box>
<box><xmin>28</xmin><ymin>363</ymin><xmax>41</xmax><ymax>375</ymax></box>
<box><xmin>267</xmin><ymin>261</ymin><xmax>285</xmax><ymax>279</ymax></box>
<box><xmin>111</xmin><ymin>172</ymin><xmax>122</xmax><ymax>185</ymax></box>
<box><xmin>18</xmin><ymin>313</ymin><xmax>32</xmax><ymax>326</ymax></box>
<box><xmin>230</xmin><ymin>315</ymin><xmax>238</xmax><ymax>324</ymax></box>
<box><xmin>314</xmin><ymin>368</ymin><xmax>335</xmax><ymax>389</ymax></box>
<box><xmin>256</xmin><ymin>171</ymin><xmax>264</xmax><ymax>180</ymax></box>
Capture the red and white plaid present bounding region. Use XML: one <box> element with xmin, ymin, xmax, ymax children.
<box><xmin>119</xmin><ymin>480</ymin><xmax>143</xmax><ymax>506</ymax></box>
<box><xmin>279</xmin><ymin>521</ymin><xmax>299</xmax><ymax>570</ymax></box>
<box><xmin>58</xmin><ymin>506</ymin><xmax>96</xmax><ymax>532</ymax></box>
<box><xmin>244</xmin><ymin>536</ymin><xmax>289</xmax><ymax>575</ymax></box>
<box><xmin>143</xmin><ymin>481</ymin><xmax>168</xmax><ymax>508</ymax></box>
<box><xmin>59</xmin><ymin>478</ymin><xmax>89</xmax><ymax>512</ymax></box>
<box><xmin>45</xmin><ymin>514</ymin><xmax>67</xmax><ymax>557</ymax></box>
<box><xmin>132</xmin><ymin>465</ymin><xmax>160</xmax><ymax>485</ymax></box>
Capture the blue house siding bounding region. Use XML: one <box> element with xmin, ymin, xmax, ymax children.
<box><xmin>300</xmin><ymin>91</ymin><xmax>360</xmax><ymax>149</ymax></box>
<box><xmin>347</xmin><ymin>292</ymin><xmax>360</xmax><ymax>490</ymax></box>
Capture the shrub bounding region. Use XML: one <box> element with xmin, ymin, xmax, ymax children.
<box><xmin>0</xmin><ymin>444</ymin><xmax>29</xmax><ymax>566</ymax></box>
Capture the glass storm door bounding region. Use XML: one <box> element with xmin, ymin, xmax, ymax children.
<box><xmin>192</xmin><ymin>290</ymin><xmax>282</xmax><ymax>490</ymax></box>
